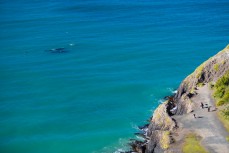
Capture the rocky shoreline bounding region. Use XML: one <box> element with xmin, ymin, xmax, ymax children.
<box><xmin>124</xmin><ymin>94</ymin><xmax>177</xmax><ymax>153</ymax></box>
<box><xmin>122</xmin><ymin>45</ymin><xmax>229</xmax><ymax>153</ymax></box>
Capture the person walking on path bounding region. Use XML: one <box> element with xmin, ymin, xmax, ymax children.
<box><xmin>193</xmin><ymin>114</ymin><xmax>196</xmax><ymax>118</ymax></box>
<box><xmin>201</xmin><ymin>102</ymin><xmax>204</xmax><ymax>109</ymax></box>
<box><xmin>208</xmin><ymin>106</ymin><xmax>211</xmax><ymax>112</ymax></box>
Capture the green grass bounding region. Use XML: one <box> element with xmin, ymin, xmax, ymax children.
<box><xmin>190</xmin><ymin>87</ymin><xmax>195</xmax><ymax>94</ymax></box>
<box><xmin>197</xmin><ymin>82</ymin><xmax>204</xmax><ymax>87</ymax></box>
<box><xmin>182</xmin><ymin>133</ymin><xmax>208</xmax><ymax>153</ymax></box>
<box><xmin>213</xmin><ymin>64</ymin><xmax>219</xmax><ymax>71</ymax></box>
<box><xmin>160</xmin><ymin>131</ymin><xmax>170</xmax><ymax>150</ymax></box>
<box><xmin>213</xmin><ymin>70</ymin><xmax>229</xmax><ymax>106</ymax></box>
<box><xmin>195</xmin><ymin>64</ymin><xmax>205</xmax><ymax>78</ymax></box>
<box><xmin>217</xmin><ymin>107</ymin><xmax>229</xmax><ymax>133</ymax></box>
<box><xmin>226</xmin><ymin>136</ymin><xmax>229</xmax><ymax>142</ymax></box>
<box><xmin>213</xmin><ymin>70</ymin><xmax>229</xmax><ymax>138</ymax></box>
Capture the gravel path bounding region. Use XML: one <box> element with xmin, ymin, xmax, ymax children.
<box><xmin>174</xmin><ymin>85</ymin><xmax>229</xmax><ymax>153</ymax></box>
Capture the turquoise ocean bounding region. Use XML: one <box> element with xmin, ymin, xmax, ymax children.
<box><xmin>0</xmin><ymin>0</ymin><xmax>228</xmax><ymax>152</ymax></box>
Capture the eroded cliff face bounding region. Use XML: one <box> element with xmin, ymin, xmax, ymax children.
<box><xmin>174</xmin><ymin>45</ymin><xmax>229</xmax><ymax>114</ymax></box>
<box><xmin>129</xmin><ymin>102</ymin><xmax>177</xmax><ymax>153</ymax></box>
<box><xmin>148</xmin><ymin>103</ymin><xmax>175</xmax><ymax>132</ymax></box>
<box><xmin>145</xmin><ymin>103</ymin><xmax>176</xmax><ymax>153</ymax></box>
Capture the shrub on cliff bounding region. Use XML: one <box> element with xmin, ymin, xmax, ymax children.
<box><xmin>222</xmin><ymin>106</ymin><xmax>229</xmax><ymax>119</ymax></box>
<box><xmin>218</xmin><ymin>106</ymin><xmax>229</xmax><ymax>132</ymax></box>
<box><xmin>213</xmin><ymin>70</ymin><xmax>229</xmax><ymax>106</ymax></box>
<box><xmin>160</xmin><ymin>131</ymin><xmax>170</xmax><ymax>150</ymax></box>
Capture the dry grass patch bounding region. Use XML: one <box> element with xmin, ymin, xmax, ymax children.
<box><xmin>182</xmin><ymin>133</ymin><xmax>208</xmax><ymax>153</ymax></box>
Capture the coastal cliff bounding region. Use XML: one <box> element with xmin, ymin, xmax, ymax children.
<box><xmin>174</xmin><ymin>45</ymin><xmax>229</xmax><ymax>115</ymax></box>
<box><xmin>127</xmin><ymin>45</ymin><xmax>229</xmax><ymax>153</ymax></box>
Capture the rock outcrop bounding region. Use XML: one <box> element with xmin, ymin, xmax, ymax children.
<box><xmin>126</xmin><ymin>44</ymin><xmax>229</xmax><ymax>153</ymax></box>
<box><xmin>145</xmin><ymin>102</ymin><xmax>176</xmax><ymax>152</ymax></box>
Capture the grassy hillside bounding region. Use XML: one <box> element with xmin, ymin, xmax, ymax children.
<box><xmin>213</xmin><ymin>70</ymin><xmax>229</xmax><ymax>106</ymax></box>
<box><xmin>213</xmin><ymin>70</ymin><xmax>229</xmax><ymax>133</ymax></box>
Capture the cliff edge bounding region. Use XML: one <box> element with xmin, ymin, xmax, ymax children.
<box><xmin>174</xmin><ymin>45</ymin><xmax>229</xmax><ymax>115</ymax></box>
<box><xmin>127</xmin><ymin>45</ymin><xmax>229</xmax><ymax>153</ymax></box>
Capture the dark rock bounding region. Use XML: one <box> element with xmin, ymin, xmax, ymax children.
<box><xmin>145</xmin><ymin>131</ymin><xmax>164</xmax><ymax>153</ymax></box>
<box><xmin>129</xmin><ymin>140</ymin><xmax>147</xmax><ymax>153</ymax></box>
<box><xmin>138</xmin><ymin>124</ymin><xmax>149</xmax><ymax>133</ymax></box>
<box><xmin>138</xmin><ymin>124</ymin><xmax>149</xmax><ymax>130</ymax></box>
<box><xmin>187</xmin><ymin>93</ymin><xmax>194</xmax><ymax>98</ymax></box>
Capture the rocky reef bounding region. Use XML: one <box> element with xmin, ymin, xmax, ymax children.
<box><xmin>125</xmin><ymin>45</ymin><xmax>229</xmax><ymax>153</ymax></box>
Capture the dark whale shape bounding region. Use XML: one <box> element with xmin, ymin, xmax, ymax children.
<box><xmin>45</xmin><ymin>48</ymin><xmax>68</xmax><ymax>53</ymax></box>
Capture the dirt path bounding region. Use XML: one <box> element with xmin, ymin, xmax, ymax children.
<box><xmin>173</xmin><ymin>85</ymin><xmax>229</xmax><ymax>153</ymax></box>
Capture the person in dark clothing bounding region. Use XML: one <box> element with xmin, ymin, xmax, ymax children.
<box><xmin>201</xmin><ymin>102</ymin><xmax>204</xmax><ymax>109</ymax></box>
<box><xmin>208</xmin><ymin>106</ymin><xmax>211</xmax><ymax>112</ymax></box>
<box><xmin>193</xmin><ymin>114</ymin><xmax>196</xmax><ymax>118</ymax></box>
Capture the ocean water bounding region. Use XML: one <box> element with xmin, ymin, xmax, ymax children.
<box><xmin>0</xmin><ymin>0</ymin><xmax>228</xmax><ymax>152</ymax></box>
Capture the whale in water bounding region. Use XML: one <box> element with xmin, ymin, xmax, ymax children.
<box><xmin>45</xmin><ymin>48</ymin><xmax>68</xmax><ymax>53</ymax></box>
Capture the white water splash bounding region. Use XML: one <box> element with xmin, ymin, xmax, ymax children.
<box><xmin>131</xmin><ymin>122</ymin><xmax>139</xmax><ymax>130</ymax></box>
<box><xmin>158</xmin><ymin>99</ymin><xmax>164</xmax><ymax>104</ymax></box>
<box><xmin>167</xmin><ymin>87</ymin><xmax>177</xmax><ymax>94</ymax></box>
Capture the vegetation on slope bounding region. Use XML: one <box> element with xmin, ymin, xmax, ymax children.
<box><xmin>160</xmin><ymin>131</ymin><xmax>170</xmax><ymax>150</ymax></box>
<box><xmin>217</xmin><ymin>109</ymin><xmax>229</xmax><ymax>133</ymax></box>
<box><xmin>213</xmin><ymin>70</ymin><xmax>229</xmax><ymax>106</ymax></box>
<box><xmin>182</xmin><ymin>133</ymin><xmax>208</xmax><ymax>153</ymax></box>
<box><xmin>213</xmin><ymin>70</ymin><xmax>229</xmax><ymax>133</ymax></box>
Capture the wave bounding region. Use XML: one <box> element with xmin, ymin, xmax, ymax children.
<box><xmin>93</xmin><ymin>138</ymin><xmax>130</xmax><ymax>153</ymax></box>
<box><xmin>158</xmin><ymin>99</ymin><xmax>164</xmax><ymax>104</ymax></box>
<box><xmin>131</xmin><ymin>122</ymin><xmax>139</xmax><ymax>131</ymax></box>
<box><xmin>114</xmin><ymin>148</ymin><xmax>126</xmax><ymax>153</ymax></box>
<box><xmin>167</xmin><ymin>87</ymin><xmax>177</xmax><ymax>94</ymax></box>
